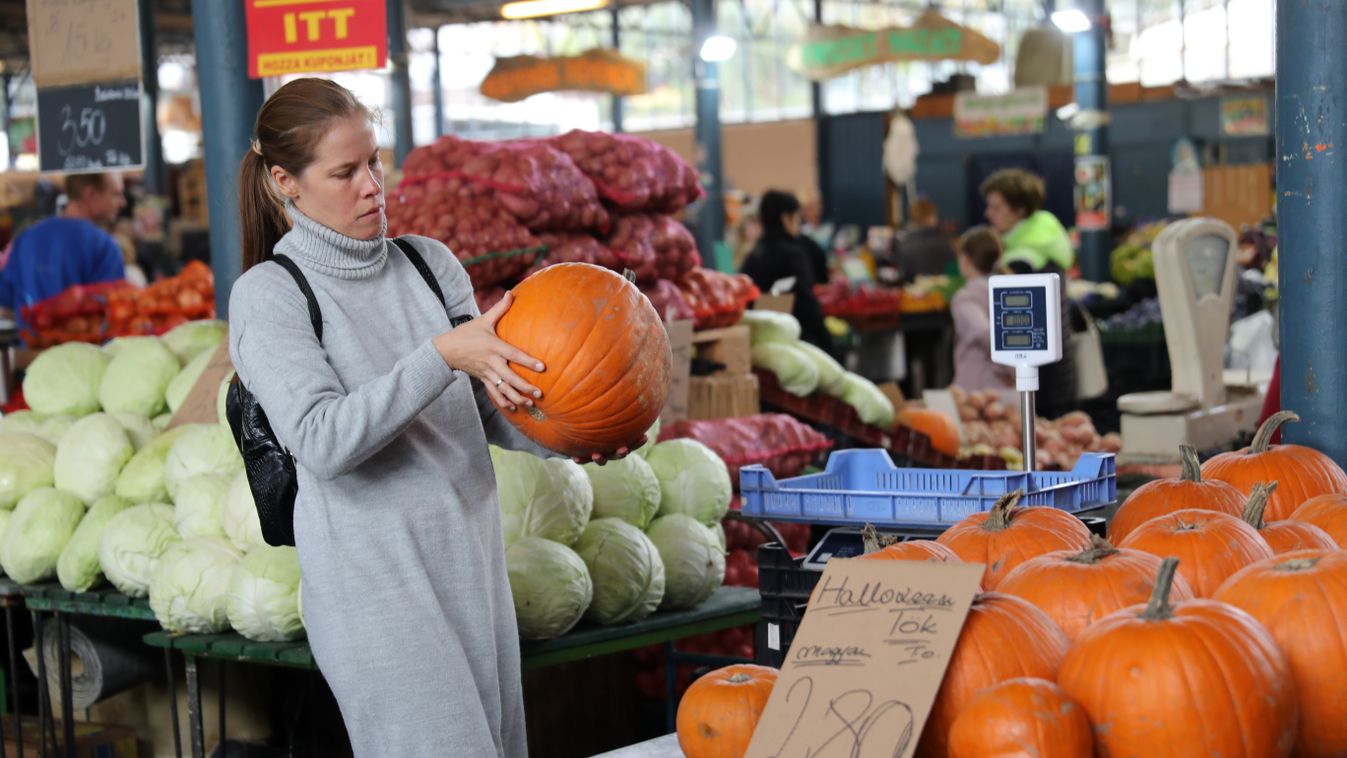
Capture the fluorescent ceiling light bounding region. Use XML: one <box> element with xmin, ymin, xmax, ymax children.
<box><xmin>500</xmin><ymin>0</ymin><xmax>608</xmax><ymax>20</ymax></box>
<box><xmin>1051</xmin><ymin>8</ymin><xmax>1092</xmax><ymax>33</ymax></box>
<box><xmin>699</xmin><ymin>35</ymin><xmax>738</xmax><ymax>62</ymax></box>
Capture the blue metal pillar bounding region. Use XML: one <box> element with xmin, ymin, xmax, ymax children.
<box><xmin>191</xmin><ymin>0</ymin><xmax>264</xmax><ymax>317</ymax></box>
<box><xmin>690</xmin><ymin>0</ymin><xmax>725</xmax><ymax>264</ymax></box>
<box><xmin>388</xmin><ymin>0</ymin><xmax>414</xmax><ymax>167</ymax></box>
<box><xmin>138</xmin><ymin>0</ymin><xmax>165</xmax><ymax>194</ymax></box>
<box><xmin>1277</xmin><ymin>1</ymin><xmax>1347</xmax><ymax>466</ymax></box>
<box><xmin>611</xmin><ymin>9</ymin><xmax>624</xmax><ymax>133</ymax></box>
<box><xmin>431</xmin><ymin>25</ymin><xmax>444</xmax><ymax>139</ymax></box>
<box><xmin>811</xmin><ymin>0</ymin><xmax>825</xmax><ymax>219</ymax></box>
<box><xmin>1072</xmin><ymin>0</ymin><xmax>1109</xmax><ymax>282</ymax></box>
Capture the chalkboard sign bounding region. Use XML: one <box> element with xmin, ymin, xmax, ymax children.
<box><xmin>37</xmin><ymin>79</ymin><xmax>144</xmax><ymax>173</ymax></box>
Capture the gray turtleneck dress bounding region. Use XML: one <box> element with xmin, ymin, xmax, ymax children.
<box><xmin>228</xmin><ymin>205</ymin><xmax>549</xmax><ymax>757</ymax></box>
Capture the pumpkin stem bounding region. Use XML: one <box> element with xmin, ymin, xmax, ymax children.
<box><xmin>985</xmin><ymin>490</ymin><xmax>1025</xmax><ymax>531</ymax></box>
<box><xmin>1250</xmin><ymin>411</ymin><xmax>1300</xmax><ymax>454</ymax></box>
<box><xmin>1240</xmin><ymin>482</ymin><xmax>1278</xmax><ymax>530</ymax></box>
<box><xmin>1276</xmin><ymin>557</ymin><xmax>1321</xmax><ymax>572</ymax></box>
<box><xmin>1179</xmin><ymin>444</ymin><xmax>1202</xmax><ymax>482</ymax></box>
<box><xmin>726</xmin><ymin>673</ymin><xmax>754</xmax><ymax>684</ymax></box>
<box><xmin>622</xmin><ymin>268</ymin><xmax>637</xmax><ymax>284</ymax></box>
<box><xmin>1142</xmin><ymin>557</ymin><xmax>1181</xmax><ymax>621</ymax></box>
<box><xmin>1065</xmin><ymin>534</ymin><xmax>1119</xmax><ymax>565</ymax></box>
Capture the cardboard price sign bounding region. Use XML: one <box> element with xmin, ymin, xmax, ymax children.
<box><xmin>26</xmin><ymin>0</ymin><xmax>141</xmax><ymax>89</ymax></box>
<box><xmin>245</xmin><ymin>0</ymin><xmax>387</xmax><ymax>79</ymax></box>
<box><xmin>480</xmin><ymin>49</ymin><xmax>647</xmax><ymax>103</ymax></box>
<box><xmin>746</xmin><ymin>559</ymin><xmax>982</xmax><ymax>758</ymax></box>
<box><xmin>661</xmin><ymin>319</ymin><xmax>694</xmax><ymax>424</ymax></box>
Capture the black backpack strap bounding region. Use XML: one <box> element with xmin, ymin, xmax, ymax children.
<box><xmin>391</xmin><ymin>237</ymin><xmax>447</xmax><ymax>309</ymax></box>
<box><xmin>272</xmin><ymin>254</ymin><xmax>324</xmax><ymax>342</ymax></box>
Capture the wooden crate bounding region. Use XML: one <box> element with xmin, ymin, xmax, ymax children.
<box><xmin>1200</xmin><ymin>163</ymin><xmax>1271</xmax><ymax>230</ymax></box>
<box><xmin>688</xmin><ymin>373</ymin><xmax>760</xmax><ymax>420</ymax></box>
<box><xmin>692</xmin><ymin>325</ymin><xmax>751</xmax><ymax>376</ymax></box>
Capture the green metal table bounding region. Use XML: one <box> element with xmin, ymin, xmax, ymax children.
<box><xmin>1</xmin><ymin>579</ymin><xmax>25</xmax><ymax>758</ymax></box>
<box><xmin>143</xmin><ymin>586</ymin><xmax>760</xmax><ymax>758</ymax></box>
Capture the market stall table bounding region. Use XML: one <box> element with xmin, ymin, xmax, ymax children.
<box><xmin>594</xmin><ymin>732</ymin><xmax>682</xmax><ymax>757</ymax></box>
<box><xmin>1</xmin><ymin>578</ymin><xmax>25</xmax><ymax>758</ymax></box>
<box><xmin>143</xmin><ymin>585</ymin><xmax>760</xmax><ymax>758</ymax></box>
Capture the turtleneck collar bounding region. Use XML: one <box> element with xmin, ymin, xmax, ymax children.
<box><xmin>273</xmin><ymin>201</ymin><xmax>388</xmax><ymax>279</ymax></box>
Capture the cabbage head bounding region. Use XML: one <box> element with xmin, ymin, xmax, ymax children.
<box><xmin>573</xmin><ymin>518</ymin><xmax>665</xmax><ymax>625</ymax></box>
<box><xmin>0</xmin><ymin>510</ymin><xmax>10</xmax><ymax>546</ymax></box>
<box><xmin>216</xmin><ymin>372</ymin><xmax>235</xmax><ymax>430</ymax></box>
<box><xmin>751</xmin><ymin>343</ymin><xmax>820</xmax><ymax>397</ymax></box>
<box><xmin>116</xmin><ymin>425</ymin><xmax>194</xmax><ymax>503</ymax></box>
<box><xmin>165</xmin><ymin>350</ymin><xmax>213</xmax><ymax>414</ymax></box>
<box><xmin>635</xmin><ymin>417</ymin><xmax>661</xmax><ymax>459</ymax></box>
<box><xmin>646</xmin><ymin>514</ymin><xmax>725</xmax><ymax>610</ymax></box>
<box><xmin>98</xmin><ymin>337</ymin><xmax>181</xmax><ymax>417</ymax></box>
<box><xmin>110</xmin><ymin>412</ymin><xmax>158</xmax><ymax>451</ymax></box>
<box><xmin>227</xmin><ymin>546</ymin><xmax>304</xmax><ymax>642</ymax></box>
<box><xmin>742</xmin><ymin>310</ymin><xmax>803</xmax><ymax>345</ymax></box>
<box><xmin>163</xmin><ymin>424</ymin><xmax>242</xmax><ymax>501</ymax></box>
<box><xmin>174</xmin><ymin>473</ymin><xmax>232</xmax><ymax>539</ymax></box>
<box><xmin>0</xmin><ymin>432</ymin><xmax>56</xmax><ymax>509</ymax></box>
<box><xmin>221</xmin><ymin>471</ymin><xmax>265</xmax><ymax>552</ymax></box>
<box><xmin>161</xmin><ymin>320</ymin><xmax>227</xmax><ymax>363</ymax></box>
<box><xmin>23</xmin><ymin>343</ymin><xmax>107</xmax><ymax>417</ymax></box>
<box><xmin>54</xmin><ymin>414</ymin><xmax>135</xmax><ymax>504</ymax></box>
<box><xmin>0</xmin><ymin>410</ymin><xmax>47</xmax><ymax>436</ymax></box>
<box><xmin>0</xmin><ymin>488</ymin><xmax>85</xmax><ymax>583</ymax></box>
<box><xmin>793</xmin><ymin>341</ymin><xmax>846</xmax><ymax>394</ymax></box>
<box><xmin>829</xmin><ymin>372</ymin><xmax>896</xmax><ymax>428</ymax></box>
<box><xmin>490</xmin><ymin>447</ymin><xmax>592</xmax><ymax>547</ymax></box>
<box><xmin>153</xmin><ymin>414</ymin><xmax>172</xmax><ymax>430</ymax></box>
<box><xmin>646</xmin><ymin>439</ymin><xmax>732</xmax><ymax>526</ymax></box>
<box><xmin>56</xmin><ymin>494</ymin><xmax>134</xmax><ymax>592</ymax></box>
<box><xmin>584</xmin><ymin>455</ymin><xmax>661</xmax><ymax>530</ymax></box>
<box><xmin>36</xmin><ymin>415</ymin><xmax>77</xmax><ymax>446</ymax></box>
<box><xmin>98</xmin><ymin>503</ymin><xmax>180</xmax><ymax>597</ymax></box>
<box><xmin>150</xmin><ymin>537</ymin><xmax>243</xmax><ymax>633</ymax></box>
<box><xmin>505</xmin><ymin>537</ymin><xmax>593</xmax><ymax>640</ymax></box>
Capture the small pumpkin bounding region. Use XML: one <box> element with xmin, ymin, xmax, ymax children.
<box><xmin>859</xmin><ymin>539</ymin><xmax>961</xmax><ymax>563</ymax></box>
<box><xmin>916</xmin><ymin>592</ymin><xmax>1069</xmax><ymax>758</ymax></box>
<box><xmin>1108</xmin><ymin>444</ymin><xmax>1245</xmax><ymax>543</ymax></box>
<box><xmin>1214</xmin><ymin>549</ymin><xmax>1347</xmax><ymax>758</ymax></box>
<box><xmin>996</xmin><ymin>535</ymin><xmax>1194</xmax><ymax>642</ymax></box>
<box><xmin>495</xmin><ymin>263</ymin><xmax>673</xmax><ymax>458</ymax></box>
<box><xmin>1201</xmin><ymin>410</ymin><xmax>1347</xmax><ymax>521</ymax></box>
<box><xmin>1289</xmin><ymin>493</ymin><xmax>1347</xmax><ymax>547</ymax></box>
<box><xmin>947</xmin><ymin>677</ymin><xmax>1092</xmax><ymax>758</ymax></box>
<box><xmin>1118</xmin><ymin>507</ymin><xmax>1273</xmax><ymax>597</ymax></box>
<box><xmin>1058</xmin><ymin>558</ymin><xmax>1298</xmax><ymax>757</ymax></box>
<box><xmin>897</xmin><ymin>407</ymin><xmax>960</xmax><ymax>457</ymax></box>
<box><xmin>1240</xmin><ymin>482</ymin><xmax>1337</xmax><ymax>554</ymax></box>
<box><xmin>676</xmin><ymin>664</ymin><xmax>778</xmax><ymax>758</ymax></box>
<box><xmin>936</xmin><ymin>490</ymin><xmax>1093</xmax><ymax>590</ymax></box>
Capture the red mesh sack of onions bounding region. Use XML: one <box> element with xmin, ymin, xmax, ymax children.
<box><xmin>676</xmin><ymin>268</ymin><xmax>760</xmax><ymax>329</ymax></box>
<box><xmin>548</xmin><ymin>130</ymin><xmax>703</xmax><ymax>214</ymax></box>
<box><xmin>603</xmin><ymin>214</ymin><xmax>700</xmax><ymax>284</ymax></box>
<box><xmin>658</xmin><ymin>414</ymin><xmax>833</xmax><ymax>486</ymax></box>
<box><xmin>535</xmin><ymin>233</ymin><xmax>622</xmax><ymax>269</ymax></box>
<box><xmin>639</xmin><ymin>279</ymin><xmax>695</xmax><ymax>322</ymax></box>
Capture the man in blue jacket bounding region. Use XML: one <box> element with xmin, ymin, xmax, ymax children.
<box><xmin>0</xmin><ymin>172</ymin><xmax>127</xmax><ymax>338</ymax></box>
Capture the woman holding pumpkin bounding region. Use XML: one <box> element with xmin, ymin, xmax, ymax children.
<box><xmin>227</xmin><ymin>78</ymin><xmax>632</xmax><ymax>757</ymax></box>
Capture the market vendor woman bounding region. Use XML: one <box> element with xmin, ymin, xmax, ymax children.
<box><xmin>228</xmin><ymin>78</ymin><xmax>626</xmax><ymax>757</ymax></box>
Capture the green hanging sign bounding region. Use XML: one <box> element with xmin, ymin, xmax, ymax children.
<box><xmin>789</xmin><ymin>11</ymin><xmax>1000</xmax><ymax>81</ymax></box>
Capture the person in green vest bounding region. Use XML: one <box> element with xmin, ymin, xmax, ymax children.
<box><xmin>979</xmin><ymin>168</ymin><xmax>1078</xmax><ymax>420</ymax></box>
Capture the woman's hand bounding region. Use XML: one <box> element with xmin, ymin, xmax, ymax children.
<box><xmin>433</xmin><ymin>291</ymin><xmax>544</xmax><ymax>412</ymax></box>
<box><xmin>573</xmin><ymin>435</ymin><xmax>647</xmax><ymax>467</ymax></box>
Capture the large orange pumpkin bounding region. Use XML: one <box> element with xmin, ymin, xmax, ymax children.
<box><xmin>1118</xmin><ymin>508</ymin><xmax>1273</xmax><ymax>596</ymax></box>
<box><xmin>495</xmin><ymin>263</ymin><xmax>672</xmax><ymax>457</ymax></box>
<box><xmin>1108</xmin><ymin>444</ymin><xmax>1245</xmax><ymax>543</ymax></box>
<box><xmin>676</xmin><ymin>664</ymin><xmax>778</xmax><ymax>758</ymax></box>
<box><xmin>858</xmin><ymin>539</ymin><xmax>961</xmax><ymax>563</ymax></box>
<box><xmin>996</xmin><ymin>535</ymin><xmax>1194</xmax><ymax>642</ymax></box>
<box><xmin>916</xmin><ymin>592</ymin><xmax>1069</xmax><ymax>758</ymax></box>
<box><xmin>1214</xmin><ymin>549</ymin><xmax>1347</xmax><ymax>758</ymax></box>
<box><xmin>1201</xmin><ymin>410</ymin><xmax>1347</xmax><ymax>521</ymax></box>
<box><xmin>1241</xmin><ymin>482</ymin><xmax>1337</xmax><ymax>554</ymax></box>
<box><xmin>897</xmin><ymin>407</ymin><xmax>960</xmax><ymax>457</ymax></box>
<box><xmin>1059</xmin><ymin>558</ymin><xmax>1298</xmax><ymax>757</ymax></box>
<box><xmin>936</xmin><ymin>490</ymin><xmax>1093</xmax><ymax>590</ymax></box>
<box><xmin>1289</xmin><ymin>493</ymin><xmax>1347</xmax><ymax>547</ymax></box>
<box><xmin>947</xmin><ymin>677</ymin><xmax>1092</xmax><ymax>758</ymax></box>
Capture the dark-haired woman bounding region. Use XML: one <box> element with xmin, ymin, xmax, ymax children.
<box><xmin>739</xmin><ymin>189</ymin><xmax>835</xmax><ymax>356</ymax></box>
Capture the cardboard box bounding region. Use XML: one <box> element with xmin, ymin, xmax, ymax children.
<box><xmin>2</xmin><ymin>717</ymin><xmax>140</xmax><ymax>758</ymax></box>
<box><xmin>688</xmin><ymin>374</ymin><xmax>760</xmax><ymax>420</ymax></box>
<box><xmin>692</xmin><ymin>325</ymin><xmax>751</xmax><ymax>376</ymax></box>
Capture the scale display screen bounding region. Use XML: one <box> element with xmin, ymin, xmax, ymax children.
<box><xmin>1184</xmin><ymin>234</ymin><xmax>1230</xmax><ymax>299</ymax></box>
<box><xmin>1003</xmin><ymin>333</ymin><xmax>1032</xmax><ymax>347</ymax></box>
<box><xmin>993</xmin><ymin>286</ymin><xmax>1050</xmax><ymax>352</ymax></box>
<box><xmin>1003</xmin><ymin>313</ymin><xmax>1033</xmax><ymax>328</ymax></box>
<box><xmin>1002</xmin><ymin>294</ymin><xmax>1032</xmax><ymax>308</ymax></box>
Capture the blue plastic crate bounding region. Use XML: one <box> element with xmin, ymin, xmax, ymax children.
<box><xmin>739</xmin><ymin>448</ymin><xmax>1116</xmax><ymax>528</ymax></box>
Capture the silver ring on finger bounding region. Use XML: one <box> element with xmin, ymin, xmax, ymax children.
<box><xmin>494</xmin><ymin>377</ymin><xmax>504</xmax><ymax>387</ymax></box>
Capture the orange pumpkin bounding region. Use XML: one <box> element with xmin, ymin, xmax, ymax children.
<box><xmin>1289</xmin><ymin>493</ymin><xmax>1347</xmax><ymax>547</ymax></box>
<box><xmin>1118</xmin><ymin>508</ymin><xmax>1273</xmax><ymax>596</ymax></box>
<box><xmin>897</xmin><ymin>407</ymin><xmax>960</xmax><ymax>457</ymax></box>
<box><xmin>996</xmin><ymin>535</ymin><xmax>1194</xmax><ymax>642</ymax></box>
<box><xmin>859</xmin><ymin>539</ymin><xmax>961</xmax><ymax>563</ymax></box>
<box><xmin>1214</xmin><ymin>550</ymin><xmax>1347</xmax><ymax>758</ymax></box>
<box><xmin>936</xmin><ymin>490</ymin><xmax>1093</xmax><ymax>590</ymax></box>
<box><xmin>1108</xmin><ymin>444</ymin><xmax>1245</xmax><ymax>543</ymax></box>
<box><xmin>1059</xmin><ymin>558</ymin><xmax>1298</xmax><ymax>757</ymax></box>
<box><xmin>676</xmin><ymin>664</ymin><xmax>778</xmax><ymax>758</ymax></box>
<box><xmin>1241</xmin><ymin>482</ymin><xmax>1337</xmax><ymax>554</ymax></box>
<box><xmin>1201</xmin><ymin>410</ymin><xmax>1347</xmax><ymax>521</ymax></box>
<box><xmin>947</xmin><ymin>677</ymin><xmax>1092</xmax><ymax>758</ymax></box>
<box><xmin>917</xmin><ymin>593</ymin><xmax>1069</xmax><ymax>758</ymax></box>
<box><xmin>495</xmin><ymin>263</ymin><xmax>672</xmax><ymax>457</ymax></box>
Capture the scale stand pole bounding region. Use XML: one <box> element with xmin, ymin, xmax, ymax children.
<box><xmin>1020</xmin><ymin>390</ymin><xmax>1036</xmax><ymax>472</ymax></box>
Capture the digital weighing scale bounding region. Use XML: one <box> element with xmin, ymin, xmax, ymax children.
<box><xmin>988</xmin><ymin>273</ymin><xmax>1062</xmax><ymax>472</ymax></box>
<box><xmin>1116</xmin><ymin>218</ymin><xmax>1262</xmax><ymax>462</ymax></box>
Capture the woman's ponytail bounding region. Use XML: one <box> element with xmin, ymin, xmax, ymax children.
<box><xmin>238</xmin><ymin>149</ymin><xmax>289</xmax><ymax>271</ymax></box>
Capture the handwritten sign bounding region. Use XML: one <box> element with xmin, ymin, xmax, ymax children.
<box><xmin>168</xmin><ymin>342</ymin><xmax>235</xmax><ymax>429</ymax></box>
<box><xmin>480</xmin><ymin>49</ymin><xmax>647</xmax><ymax>103</ymax></box>
<box><xmin>36</xmin><ymin>80</ymin><xmax>144</xmax><ymax>173</ymax></box>
<box><xmin>26</xmin><ymin>0</ymin><xmax>141</xmax><ymax>89</ymax></box>
<box><xmin>788</xmin><ymin>11</ymin><xmax>999</xmax><ymax>81</ymax></box>
<box><xmin>245</xmin><ymin>0</ymin><xmax>387</xmax><ymax>79</ymax></box>
<box><xmin>746</xmin><ymin>559</ymin><xmax>982</xmax><ymax>758</ymax></box>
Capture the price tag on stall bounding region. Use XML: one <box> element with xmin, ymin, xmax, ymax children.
<box><xmin>36</xmin><ymin>80</ymin><xmax>144</xmax><ymax>173</ymax></box>
<box><xmin>660</xmin><ymin>320</ymin><xmax>694</xmax><ymax>424</ymax></box>
<box><xmin>746</xmin><ymin>559</ymin><xmax>982</xmax><ymax>758</ymax></box>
